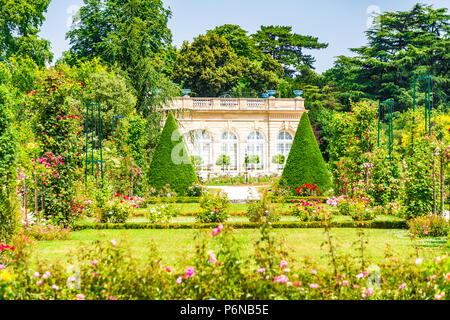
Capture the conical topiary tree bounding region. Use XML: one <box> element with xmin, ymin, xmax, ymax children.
<box><xmin>147</xmin><ymin>112</ymin><xmax>198</xmax><ymax>196</ymax></box>
<box><xmin>280</xmin><ymin>112</ymin><xmax>332</xmax><ymax>193</ymax></box>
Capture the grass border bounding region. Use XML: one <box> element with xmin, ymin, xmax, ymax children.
<box><xmin>143</xmin><ymin>196</ymin><xmax>328</xmax><ymax>205</ymax></box>
<box><xmin>73</xmin><ymin>220</ymin><xmax>408</xmax><ymax>231</ymax></box>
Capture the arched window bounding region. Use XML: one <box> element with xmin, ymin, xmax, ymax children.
<box><xmin>220</xmin><ymin>131</ymin><xmax>238</xmax><ymax>170</ymax></box>
<box><xmin>184</xmin><ymin>130</ymin><xmax>212</xmax><ymax>170</ymax></box>
<box><xmin>277</xmin><ymin>132</ymin><xmax>293</xmax><ymax>165</ymax></box>
<box><xmin>247</xmin><ymin>131</ymin><xmax>265</xmax><ymax>170</ymax></box>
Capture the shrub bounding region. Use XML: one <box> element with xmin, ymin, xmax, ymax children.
<box><xmin>290</xmin><ymin>199</ymin><xmax>328</xmax><ymax>222</ymax></box>
<box><xmin>0</xmin><ymin>190</ymin><xmax>18</xmax><ymax>243</ymax></box>
<box><xmin>147</xmin><ymin>112</ymin><xmax>198</xmax><ymax>196</ymax></box>
<box><xmin>327</xmin><ymin>101</ymin><xmax>378</xmax><ymax>195</ymax></box>
<box><xmin>197</xmin><ymin>192</ymin><xmax>229</xmax><ymax>223</ymax></box>
<box><xmin>0</xmin><ymin>241</ymin><xmax>15</xmax><ymax>267</ymax></box>
<box><xmin>373</xmin><ymin>202</ymin><xmax>402</xmax><ymax>217</ymax></box>
<box><xmin>26</xmin><ymin>70</ymin><xmax>84</xmax><ymax>226</ymax></box>
<box><xmin>295</xmin><ymin>184</ymin><xmax>322</xmax><ymax>197</ymax></box>
<box><xmin>0</xmin><ymin>65</ymin><xmax>17</xmax><ymax>187</ymax></box>
<box><xmin>247</xmin><ymin>194</ymin><xmax>280</xmax><ymax>224</ymax></box>
<box><xmin>337</xmin><ymin>196</ymin><xmax>375</xmax><ymax>221</ymax></box>
<box><xmin>23</xmin><ymin>222</ymin><xmax>71</xmax><ymax>241</ymax></box>
<box><xmin>148</xmin><ymin>184</ymin><xmax>177</xmax><ymax>198</ymax></box>
<box><xmin>408</xmin><ymin>215</ymin><xmax>449</xmax><ymax>238</ymax></box>
<box><xmin>146</xmin><ymin>204</ymin><xmax>180</xmax><ymax>223</ymax></box>
<box><xmin>100</xmin><ymin>198</ymin><xmax>134</xmax><ymax>223</ymax></box>
<box><xmin>186</xmin><ymin>182</ymin><xmax>204</xmax><ymax>197</ymax></box>
<box><xmin>280</xmin><ymin>113</ymin><xmax>332</xmax><ymax>193</ymax></box>
<box><xmin>401</xmin><ymin>133</ymin><xmax>434</xmax><ymax>219</ymax></box>
<box><xmin>350</xmin><ymin>206</ymin><xmax>376</xmax><ymax>221</ymax></box>
<box><xmin>204</xmin><ymin>173</ymin><xmax>277</xmax><ymax>186</ymax></box>
<box><xmin>266</xmin><ymin>185</ymin><xmax>292</xmax><ymax>199</ymax></box>
<box><xmin>0</xmin><ymin>68</ymin><xmax>18</xmax><ymax>241</ymax></box>
<box><xmin>144</xmin><ymin>197</ymin><xmax>200</xmax><ymax>205</ymax></box>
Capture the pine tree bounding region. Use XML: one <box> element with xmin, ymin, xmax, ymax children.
<box><xmin>280</xmin><ymin>112</ymin><xmax>332</xmax><ymax>193</ymax></box>
<box><xmin>147</xmin><ymin>112</ymin><xmax>198</xmax><ymax>195</ymax></box>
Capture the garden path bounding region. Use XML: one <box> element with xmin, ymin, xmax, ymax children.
<box><xmin>208</xmin><ymin>186</ymin><xmax>261</xmax><ymax>203</ymax></box>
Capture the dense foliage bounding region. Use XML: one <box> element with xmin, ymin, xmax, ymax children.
<box><xmin>0</xmin><ymin>0</ymin><xmax>52</xmax><ymax>65</ymax></box>
<box><xmin>280</xmin><ymin>113</ymin><xmax>332</xmax><ymax>193</ymax></box>
<box><xmin>147</xmin><ymin>112</ymin><xmax>198</xmax><ymax>196</ymax></box>
<box><xmin>324</xmin><ymin>4</ymin><xmax>449</xmax><ymax>112</ymax></box>
<box><xmin>0</xmin><ymin>224</ymin><xmax>448</xmax><ymax>300</ymax></box>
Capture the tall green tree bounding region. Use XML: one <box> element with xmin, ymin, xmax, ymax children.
<box><xmin>207</xmin><ymin>24</ymin><xmax>259</xmax><ymax>60</ymax></box>
<box><xmin>172</xmin><ymin>33</ymin><xmax>245</xmax><ymax>97</ymax></box>
<box><xmin>66</xmin><ymin>0</ymin><xmax>172</xmax><ymax>64</ymax></box>
<box><xmin>252</xmin><ymin>25</ymin><xmax>328</xmax><ymax>77</ymax></box>
<box><xmin>0</xmin><ymin>0</ymin><xmax>52</xmax><ymax>65</ymax></box>
<box><xmin>147</xmin><ymin>112</ymin><xmax>198</xmax><ymax>195</ymax></box>
<box><xmin>280</xmin><ymin>112</ymin><xmax>332</xmax><ymax>192</ymax></box>
<box><xmin>172</xmin><ymin>32</ymin><xmax>283</xmax><ymax>97</ymax></box>
<box><xmin>66</xmin><ymin>0</ymin><xmax>178</xmax><ymax>116</ymax></box>
<box><xmin>325</xmin><ymin>4</ymin><xmax>449</xmax><ymax>111</ymax></box>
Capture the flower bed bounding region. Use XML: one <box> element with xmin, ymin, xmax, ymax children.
<box><xmin>144</xmin><ymin>197</ymin><xmax>201</xmax><ymax>204</ymax></box>
<box><xmin>0</xmin><ymin>224</ymin><xmax>448</xmax><ymax>300</ymax></box>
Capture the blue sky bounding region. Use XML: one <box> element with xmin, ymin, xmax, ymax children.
<box><xmin>40</xmin><ymin>0</ymin><xmax>449</xmax><ymax>73</ymax></box>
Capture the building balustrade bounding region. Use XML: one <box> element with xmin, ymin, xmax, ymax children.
<box><xmin>165</xmin><ymin>96</ymin><xmax>305</xmax><ymax>111</ymax></box>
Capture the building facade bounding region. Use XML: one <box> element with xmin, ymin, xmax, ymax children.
<box><xmin>165</xmin><ymin>96</ymin><xmax>306</xmax><ymax>177</ymax></box>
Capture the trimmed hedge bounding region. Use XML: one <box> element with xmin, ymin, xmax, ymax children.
<box><xmin>73</xmin><ymin>220</ymin><xmax>408</xmax><ymax>231</ymax></box>
<box><xmin>147</xmin><ymin>112</ymin><xmax>198</xmax><ymax>196</ymax></box>
<box><xmin>280</xmin><ymin>112</ymin><xmax>332</xmax><ymax>193</ymax></box>
<box><xmin>145</xmin><ymin>197</ymin><xmax>201</xmax><ymax>204</ymax></box>
<box><xmin>135</xmin><ymin>211</ymin><xmax>293</xmax><ymax>217</ymax></box>
<box><xmin>143</xmin><ymin>196</ymin><xmax>327</xmax><ymax>205</ymax></box>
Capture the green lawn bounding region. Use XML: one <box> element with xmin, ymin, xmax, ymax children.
<box><xmin>34</xmin><ymin>228</ymin><xmax>446</xmax><ymax>269</ymax></box>
<box><xmin>135</xmin><ymin>203</ymin><xmax>370</xmax><ymax>215</ymax></box>
<box><xmin>81</xmin><ymin>212</ymin><xmax>405</xmax><ymax>224</ymax></box>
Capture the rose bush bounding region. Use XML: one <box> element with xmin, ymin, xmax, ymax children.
<box><xmin>0</xmin><ymin>224</ymin><xmax>448</xmax><ymax>300</ymax></box>
<box><xmin>197</xmin><ymin>192</ymin><xmax>229</xmax><ymax>223</ymax></box>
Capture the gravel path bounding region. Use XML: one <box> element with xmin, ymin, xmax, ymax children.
<box><xmin>208</xmin><ymin>186</ymin><xmax>261</xmax><ymax>203</ymax></box>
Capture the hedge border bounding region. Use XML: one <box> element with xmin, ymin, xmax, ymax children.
<box><xmin>143</xmin><ymin>196</ymin><xmax>327</xmax><ymax>204</ymax></box>
<box><xmin>145</xmin><ymin>197</ymin><xmax>201</xmax><ymax>204</ymax></box>
<box><xmin>73</xmin><ymin>220</ymin><xmax>408</xmax><ymax>231</ymax></box>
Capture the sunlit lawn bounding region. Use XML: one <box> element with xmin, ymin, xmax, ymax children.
<box><xmin>134</xmin><ymin>203</ymin><xmax>294</xmax><ymax>215</ymax></box>
<box><xmin>34</xmin><ymin>228</ymin><xmax>447</xmax><ymax>269</ymax></box>
<box><xmin>80</xmin><ymin>212</ymin><xmax>405</xmax><ymax>224</ymax></box>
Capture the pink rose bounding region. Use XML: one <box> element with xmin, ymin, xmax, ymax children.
<box><xmin>186</xmin><ymin>267</ymin><xmax>195</xmax><ymax>277</ymax></box>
